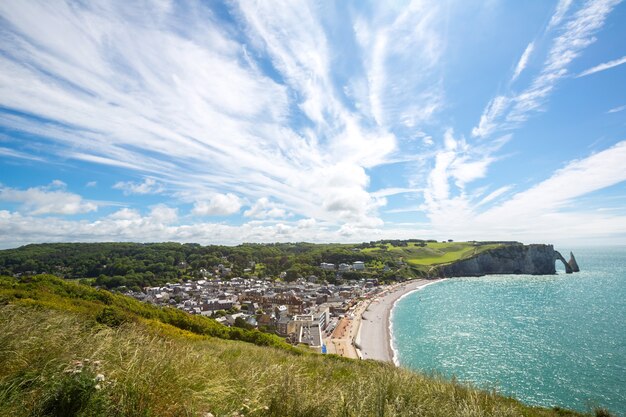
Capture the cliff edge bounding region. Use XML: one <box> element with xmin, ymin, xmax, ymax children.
<box><xmin>434</xmin><ymin>243</ymin><xmax>579</xmax><ymax>277</ymax></box>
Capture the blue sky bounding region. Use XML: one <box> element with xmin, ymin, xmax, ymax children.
<box><xmin>0</xmin><ymin>0</ymin><xmax>625</xmax><ymax>248</ymax></box>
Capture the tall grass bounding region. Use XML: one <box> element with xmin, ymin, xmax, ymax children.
<box><xmin>0</xmin><ymin>304</ymin><xmax>592</xmax><ymax>417</ymax></box>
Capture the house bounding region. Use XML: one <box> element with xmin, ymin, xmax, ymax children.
<box><xmin>225</xmin><ymin>312</ymin><xmax>247</xmax><ymax>326</ymax></box>
<box><xmin>320</xmin><ymin>262</ymin><xmax>335</xmax><ymax>270</ymax></box>
<box><xmin>257</xmin><ymin>313</ymin><xmax>276</xmax><ymax>328</ymax></box>
<box><xmin>338</xmin><ymin>263</ymin><xmax>351</xmax><ymax>272</ymax></box>
<box><xmin>277</xmin><ymin>315</ymin><xmax>291</xmax><ymax>336</ymax></box>
<box><xmin>352</xmin><ymin>261</ymin><xmax>365</xmax><ymax>270</ymax></box>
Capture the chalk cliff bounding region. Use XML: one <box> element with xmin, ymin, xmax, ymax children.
<box><xmin>434</xmin><ymin>243</ymin><xmax>579</xmax><ymax>277</ymax></box>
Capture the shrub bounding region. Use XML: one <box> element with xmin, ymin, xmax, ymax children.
<box><xmin>96</xmin><ymin>306</ymin><xmax>131</xmax><ymax>327</ymax></box>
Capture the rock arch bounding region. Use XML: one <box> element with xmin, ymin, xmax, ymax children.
<box><xmin>554</xmin><ymin>250</ymin><xmax>573</xmax><ymax>273</ymax></box>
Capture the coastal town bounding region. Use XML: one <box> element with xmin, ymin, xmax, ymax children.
<box><xmin>125</xmin><ymin>260</ymin><xmax>395</xmax><ymax>356</ymax></box>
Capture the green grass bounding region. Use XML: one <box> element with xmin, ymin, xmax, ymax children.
<box><xmin>0</xmin><ymin>275</ymin><xmax>603</xmax><ymax>417</ymax></box>
<box><xmin>361</xmin><ymin>242</ymin><xmax>503</xmax><ymax>267</ymax></box>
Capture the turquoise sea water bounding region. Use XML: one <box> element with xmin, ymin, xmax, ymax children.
<box><xmin>392</xmin><ymin>247</ymin><xmax>626</xmax><ymax>415</ymax></box>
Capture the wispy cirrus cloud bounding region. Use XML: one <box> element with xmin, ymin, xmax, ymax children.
<box><xmin>577</xmin><ymin>55</ymin><xmax>626</xmax><ymax>77</ymax></box>
<box><xmin>472</xmin><ymin>0</ymin><xmax>622</xmax><ymax>138</ymax></box>
<box><xmin>0</xmin><ymin>146</ymin><xmax>44</xmax><ymax>161</ymax></box>
<box><xmin>483</xmin><ymin>141</ymin><xmax>626</xmax><ymax>219</ymax></box>
<box><xmin>352</xmin><ymin>0</ymin><xmax>444</xmax><ymax>131</ymax></box>
<box><xmin>547</xmin><ymin>0</ymin><xmax>574</xmax><ymax>30</ymax></box>
<box><xmin>425</xmin><ymin>0</ymin><xmax>622</xmax><ymax>240</ymax></box>
<box><xmin>0</xmin><ymin>0</ymin><xmax>448</xmax><ymax>230</ymax></box>
<box><xmin>419</xmin><ymin>141</ymin><xmax>626</xmax><ymax>242</ymax></box>
<box><xmin>0</xmin><ymin>0</ymin><xmax>624</xmax><ymax>247</ymax></box>
<box><xmin>511</xmin><ymin>42</ymin><xmax>535</xmax><ymax>81</ymax></box>
<box><xmin>608</xmin><ymin>104</ymin><xmax>626</xmax><ymax>113</ymax></box>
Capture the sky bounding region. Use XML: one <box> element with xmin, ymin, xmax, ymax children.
<box><xmin>0</xmin><ymin>0</ymin><xmax>625</xmax><ymax>249</ymax></box>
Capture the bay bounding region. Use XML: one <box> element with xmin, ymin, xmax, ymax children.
<box><xmin>392</xmin><ymin>247</ymin><xmax>626</xmax><ymax>414</ymax></box>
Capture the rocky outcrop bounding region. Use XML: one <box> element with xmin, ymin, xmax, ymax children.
<box><xmin>568</xmin><ymin>251</ymin><xmax>580</xmax><ymax>272</ymax></box>
<box><xmin>434</xmin><ymin>243</ymin><xmax>580</xmax><ymax>277</ymax></box>
<box><xmin>554</xmin><ymin>250</ymin><xmax>573</xmax><ymax>274</ymax></box>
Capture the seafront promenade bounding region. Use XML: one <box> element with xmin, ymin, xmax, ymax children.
<box><xmin>326</xmin><ymin>279</ymin><xmax>442</xmax><ymax>363</ymax></box>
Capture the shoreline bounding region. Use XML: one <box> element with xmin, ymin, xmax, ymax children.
<box><xmin>357</xmin><ymin>278</ymin><xmax>444</xmax><ymax>364</ymax></box>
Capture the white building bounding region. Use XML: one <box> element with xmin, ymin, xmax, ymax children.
<box><xmin>338</xmin><ymin>263</ymin><xmax>351</xmax><ymax>272</ymax></box>
<box><xmin>352</xmin><ymin>261</ymin><xmax>365</xmax><ymax>270</ymax></box>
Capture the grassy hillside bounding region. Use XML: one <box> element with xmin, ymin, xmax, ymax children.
<box><xmin>361</xmin><ymin>241</ymin><xmax>502</xmax><ymax>268</ymax></box>
<box><xmin>0</xmin><ymin>275</ymin><xmax>603</xmax><ymax>417</ymax></box>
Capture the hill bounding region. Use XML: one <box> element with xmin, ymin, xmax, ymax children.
<box><xmin>0</xmin><ymin>275</ymin><xmax>602</xmax><ymax>417</ymax></box>
<box><xmin>0</xmin><ymin>240</ymin><xmax>508</xmax><ymax>290</ymax></box>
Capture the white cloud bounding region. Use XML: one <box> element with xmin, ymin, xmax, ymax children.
<box><xmin>421</xmin><ymin>141</ymin><xmax>626</xmax><ymax>242</ymax></box>
<box><xmin>472</xmin><ymin>96</ymin><xmax>509</xmax><ymax>138</ymax></box>
<box><xmin>450</xmin><ymin>156</ymin><xmax>493</xmax><ymax>188</ymax></box>
<box><xmin>113</xmin><ymin>178</ymin><xmax>163</xmax><ymax>195</ymax></box>
<box><xmin>0</xmin><ymin>147</ymin><xmax>44</xmax><ymax>161</ymax></box>
<box><xmin>354</xmin><ymin>0</ymin><xmax>444</xmax><ymax>130</ymax></box>
<box><xmin>192</xmin><ymin>193</ymin><xmax>242</xmax><ymax>216</ymax></box>
<box><xmin>296</xmin><ymin>218</ymin><xmax>316</xmax><ymax>229</ymax></box>
<box><xmin>0</xmin><ymin>210</ymin><xmax>383</xmax><ymax>248</ymax></box>
<box><xmin>149</xmin><ymin>204</ymin><xmax>178</xmax><ymax>224</ymax></box>
<box><xmin>476</xmin><ymin>185</ymin><xmax>513</xmax><ymax>206</ymax></box>
<box><xmin>608</xmin><ymin>104</ymin><xmax>626</xmax><ymax>113</ymax></box>
<box><xmin>577</xmin><ymin>55</ymin><xmax>626</xmax><ymax>78</ymax></box>
<box><xmin>0</xmin><ymin>181</ymin><xmax>97</xmax><ymax>215</ymax></box>
<box><xmin>1</xmin><ymin>1</ymin><xmax>624</xmax><ymax>246</ymax></box>
<box><xmin>507</xmin><ymin>0</ymin><xmax>620</xmax><ymax>123</ymax></box>
<box><xmin>512</xmin><ymin>42</ymin><xmax>534</xmax><ymax>81</ymax></box>
<box><xmin>244</xmin><ymin>197</ymin><xmax>289</xmax><ymax>219</ymax></box>
<box><xmin>86</xmin><ymin>181</ymin><xmax>97</xmax><ymax>187</ymax></box>
<box><xmin>472</xmin><ymin>0</ymin><xmax>621</xmax><ymax>138</ymax></box>
<box><xmin>2</xmin><ymin>140</ymin><xmax>626</xmax><ymax>250</ymax></box>
<box><xmin>0</xmin><ymin>0</ymin><xmax>417</xmax><ymax>229</ymax></box>
<box><xmin>547</xmin><ymin>0</ymin><xmax>574</xmax><ymax>30</ymax></box>
<box><xmin>482</xmin><ymin>141</ymin><xmax>626</xmax><ymax>220</ymax></box>
<box><xmin>371</xmin><ymin>187</ymin><xmax>422</xmax><ymax>198</ymax></box>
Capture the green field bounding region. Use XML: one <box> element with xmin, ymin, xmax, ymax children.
<box><xmin>362</xmin><ymin>241</ymin><xmax>502</xmax><ymax>267</ymax></box>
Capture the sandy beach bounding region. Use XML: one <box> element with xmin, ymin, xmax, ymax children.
<box><xmin>356</xmin><ymin>279</ymin><xmax>442</xmax><ymax>363</ymax></box>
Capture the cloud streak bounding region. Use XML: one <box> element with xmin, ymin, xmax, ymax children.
<box><xmin>512</xmin><ymin>42</ymin><xmax>535</xmax><ymax>81</ymax></box>
<box><xmin>577</xmin><ymin>55</ymin><xmax>626</xmax><ymax>77</ymax></box>
<box><xmin>0</xmin><ymin>1</ymin><xmax>624</xmax><ymax>246</ymax></box>
<box><xmin>473</xmin><ymin>0</ymin><xmax>621</xmax><ymax>138</ymax></box>
<box><xmin>0</xmin><ymin>0</ymin><xmax>451</xmax><ymax>229</ymax></box>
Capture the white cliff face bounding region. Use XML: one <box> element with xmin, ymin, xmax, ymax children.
<box><xmin>435</xmin><ymin>244</ymin><xmax>578</xmax><ymax>277</ymax></box>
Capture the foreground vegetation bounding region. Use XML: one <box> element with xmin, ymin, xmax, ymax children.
<box><xmin>0</xmin><ymin>275</ymin><xmax>297</xmax><ymax>352</ymax></box>
<box><xmin>0</xmin><ymin>275</ymin><xmax>607</xmax><ymax>417</ymax></box>
<box><xmin>0</xmin><ymin>240</ymin><xmax>509</xmax><ymax>290</ymax></box>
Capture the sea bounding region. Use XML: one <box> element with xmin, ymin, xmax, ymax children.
<box><xmin>391</xmin><ymin>246</ymin><xmax>626</xmax><ymax>415</ymax></box>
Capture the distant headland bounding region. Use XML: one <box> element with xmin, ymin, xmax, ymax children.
<box><xmin>433</xmin><ymin>243</ymin><xmax>581</xmax><ymax>277</ymax></box>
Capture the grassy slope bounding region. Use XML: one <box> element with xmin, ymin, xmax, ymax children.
<box><xmin>362</xmin><ymin>242</ymin><xmax>502</xmax><ymax>267</ymax></box>
<box><xmin>0</xmin><ymin>276</ymin><xmax>591</xmax><ymax>417</ymax></box>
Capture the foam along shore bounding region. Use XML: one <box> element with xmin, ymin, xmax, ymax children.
<box><xmin>356</xmin><ymin>279</ymin><xmax>444</xmax><ymax>364</ymax></box>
